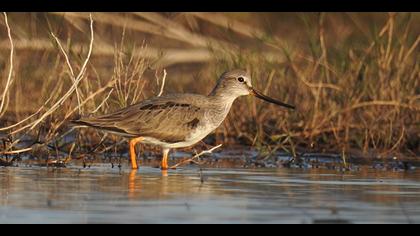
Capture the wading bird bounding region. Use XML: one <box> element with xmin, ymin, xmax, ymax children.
<box><xmin>72</xmin><ymin>69</ymin><xmax>295</xmax><ymax>170</ymax></box>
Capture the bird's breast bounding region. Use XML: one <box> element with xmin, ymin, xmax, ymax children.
<box><xmin>184</xmin><ymin>105</ymin><xmax>230</xmax><ymax>144</ymax></box>
<box><xmin>155</xmin><ymin>102</ymin><xmax>232</xmax><ymax>149</ymax></box>
<box><xmin>185</xmin><ymin>121</ymin><xmax>217</xmax><ymax>143</ymax></box>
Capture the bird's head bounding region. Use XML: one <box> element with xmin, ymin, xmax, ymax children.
<box><xmin>211</xmin><ymin>69</ymin><xmax>295</xmax><ymax>110</ymax></box>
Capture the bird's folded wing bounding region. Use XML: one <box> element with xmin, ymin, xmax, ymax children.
<box><xmin>76</xmin><ymin>97</ymin><xmax>206</xmax><ymax>143</ymax></box>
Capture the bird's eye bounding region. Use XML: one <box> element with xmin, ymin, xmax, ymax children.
<box><xmin>237</xmin><ymin>77</ymin><xmax>245</xmax><ymax>83</ymax></box>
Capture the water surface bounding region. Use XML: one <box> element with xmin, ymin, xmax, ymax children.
<box><xmin>1</xmin><ymin>165</ymin><xmax>420</xmax><ymax>223</ymax></box>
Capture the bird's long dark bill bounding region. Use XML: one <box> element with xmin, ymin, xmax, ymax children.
<box><xmin>251</xmin><ymin>88</ymin><xmax>295</xmax><ymax>109</ymax></box>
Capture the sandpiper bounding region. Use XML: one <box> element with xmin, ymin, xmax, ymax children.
<box><xmin>72</xmin><ymin>69</ymin><xmax>295</xmax><ymax>170</ymax></box>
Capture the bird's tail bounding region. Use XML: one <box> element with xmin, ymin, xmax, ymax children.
<box><xmin>70</xmin><ymin>116</ymin><xmax>134</xmax><ymax>137</ymax></box>
<box><xmin>70</xmin><ymin>119</ymin><xmax>92</xmax><ymax>127</ymax></box>
<box><xmin>70</xmin><ymin>115</ymin><xmax>97</xmax><ymax>128</ymax></box>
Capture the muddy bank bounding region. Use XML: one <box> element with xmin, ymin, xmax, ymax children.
<box><xmin>1</xmin><ymin>148</ymin><xmax>419</xmax><ymax>172</ymax></box>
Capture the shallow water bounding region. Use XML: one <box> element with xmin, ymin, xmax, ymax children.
<box><xmin>1</xmin><ymin>165</ymin><xmax>420</xmax><ymax>224</ymax></box>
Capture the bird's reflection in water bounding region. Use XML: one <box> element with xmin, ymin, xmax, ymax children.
<box><xmin>127</xmin><ymin>169</ymin><xmax>169</xmax><ymax>199</ymax></box>
<box><xmin>128</xmin><ymin>169</ymin><xmax>141</xmax><ymax>198</ymax></box>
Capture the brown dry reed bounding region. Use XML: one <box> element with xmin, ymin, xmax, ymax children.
<box><xmin>0</xmin><ymin>12</ymin><xmax>418</xmax><ymax>164</ymax></box>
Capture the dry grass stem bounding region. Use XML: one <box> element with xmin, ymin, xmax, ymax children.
<box><xmin>51</xmin><ymin>32</ymin><xmax>82</xmax><ymax>114</ymax></box>
<box><xmin>157</xmin><ymin>69</ymin><xmax>167</xmax><ymax>97</ymax></box>
<box><xmin>170</xmin><ymin>144</ymin><xmax>223</xmax><ymax>169</ymax></box>
<box><xmin>0</xmin><ymin>12</ymin><xmax>14</xmax><ymax>118</ymax></box>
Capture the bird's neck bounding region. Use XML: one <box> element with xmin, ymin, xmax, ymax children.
<box><xmin>206</xmin><ymin>92</ymin><xmax>236</xmax><ymax>129</ymax></box>
<box><xmin>209</xmin><ymin>89</ymin><xmax>238</xmax><ymax>106</ymax></box>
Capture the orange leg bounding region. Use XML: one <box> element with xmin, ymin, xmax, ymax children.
<box><xmin>129</xmin><ymin>137</ymin><xmax>144</xmax><ymax>169</ymax></box>
<box><xmin>161</xmin><ymin>149</ymin><xmax>170</xmax><ymax>170</ymax></box>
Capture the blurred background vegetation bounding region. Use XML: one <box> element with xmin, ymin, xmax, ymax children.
<box><xmin>0</xmin><ymin>12</ymin><xmax>418</xmax><ymax>162</ymax></box>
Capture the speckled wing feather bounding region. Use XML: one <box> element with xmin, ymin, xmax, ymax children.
<box><xmin>72</xmin><ymin>94</ymin><xmax>207</xmax><ymax>143</ymax></box>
